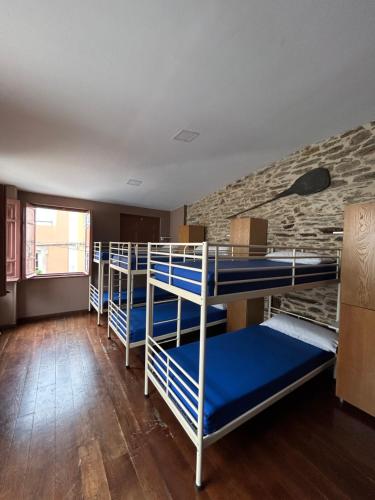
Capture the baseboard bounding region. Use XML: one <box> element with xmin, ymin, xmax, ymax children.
<box><xmin>17</xmin><ymin>309</ymin><xmax>89</xmax><ymax>324</ymax></box>
<box><xmin>0</xmin><ymin>323</ymin><xmax>17</xmax><ymax>332</ymax></box>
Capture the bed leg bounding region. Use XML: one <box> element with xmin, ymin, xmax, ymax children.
<box><xmin>125</xmin><ymin>347</ymin><xmax>130</xmax><ymax>368</ymax></box>
<box><xmin>97</xmin><ymin>310</ymin><xmax>100</xmax><ymax>326</ymax></box>
<box><xmin>195</xmin><ymin>446</ymin><xmax>204</xmax><ymax>490</ymax></box>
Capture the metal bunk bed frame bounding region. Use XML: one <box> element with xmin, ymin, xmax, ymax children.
<box><xmin>107</xmin><ymin>242</ymin><xmax>227</xmax><ymax>367</ymax></box>
<box><xmin>144</xmin><ymin>241</ymin><xmax>341</xmax><ymax>488</ymax></box>
<box><xmin>88</xmin><ymin>241</ymin><xmax>109</xmax><ymax>325</ymax></box>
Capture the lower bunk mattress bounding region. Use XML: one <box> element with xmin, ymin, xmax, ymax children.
<box><xmin>153</xmin><ymin>325</ymin><xmax>334</xmax><ymax>435</ymax></box>
<box><xmin>153</xmin><ymin>259</ymin><xmax>337</xmax><ymax>296</ymax></box>
<box><xmin>102</xmin><ymin>287</ymin><xmax>171</xmax><ymax>306</ymax></box>
<box><xmin>110</xmin><ymin>301</ymin><xmax>226</xmax><ymax>344</ymax></box>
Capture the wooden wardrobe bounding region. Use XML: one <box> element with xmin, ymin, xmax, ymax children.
<box><xmin>178</xmin><ymin>225</ymin><xmax>205</xmax><ymax>243</ymax></box>
<box><xmin>227</xmin><ymin>217</ymin><xmax>268</xmax><ymax>331</ymax></box>
<box><xmin>336</xmin><ymin>202</ymin><xmax>375</xmax><ymax>417</ymax></box>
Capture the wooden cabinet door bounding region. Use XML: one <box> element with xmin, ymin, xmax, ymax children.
<box><xmin>341</xmin><ymin>203</ymin><xmax>375</xmax><ymax>310</ymax></box>
<box><xmin>336</xmin><ymin>303</ymin><xmax>375</xmax><ymax>417</ymax></box>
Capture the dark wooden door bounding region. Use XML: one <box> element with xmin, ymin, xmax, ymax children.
<box><xmin>120</xmin><ymin>214</ymin><xmax>160</xmax><ymax>242</ymax></box>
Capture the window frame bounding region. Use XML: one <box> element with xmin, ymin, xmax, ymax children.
<box><xmin>24</xmin><ymin>202</ymin><xmax>92</xmax><ymax>279</ymax></box>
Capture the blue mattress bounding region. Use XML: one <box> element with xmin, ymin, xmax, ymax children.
<box><xmin>110</xmin><ymin>301</ymin><xmax>226</xmax><ymax>344</ymax></box>
<box><xmin>153</xmin><ymin>259</ymin><xmax>337</xmax><ymax>296</ymax></box>
<box><xmin>110</xmin><ymin>254</ymin><xmax>148</xmax><ymax>270</ymax></box>
<box><xmin>94</xmin><ymin>250</ymin><xmax>109</xmax><ymax>261</ymax></box>
<box><xmin>155</xmin><ymin>325</ymin><xmax>334</xmax><ymax>435</ymax></box>
<box><xmin>111</xmin><ymin>254</ymin><xmax>185</xmax><ymax>271</ymax></box>
<box><xmin>102</xmin><ymin>287</ymin><xmax>172</xmax><ymax>306</ymax></box>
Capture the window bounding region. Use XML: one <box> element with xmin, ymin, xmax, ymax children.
<box><xmin>35</xmin><ymin>207</ymin><xmax>57</xmax><ymax>226</ymax></box>
<box><xmin>25</xmin><ymin>205</ymin><xmax>91</xmax><ymax>277</ymax></box>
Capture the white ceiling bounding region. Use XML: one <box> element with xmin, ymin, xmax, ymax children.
<box><xmin>0</xmin><ymin>1</ymin><xmax>374</xmax><ymax>210</ymax></box>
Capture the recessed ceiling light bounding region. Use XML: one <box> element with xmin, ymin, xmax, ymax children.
<box><xmin>127</xmin><ymin>178</ymin><xmax>142</xmax><ymax>187</ymax></box>
<box><xmin>173</xmin><ymin>129</ymin><xmax>200</xmax><ymax>143</ymax></box>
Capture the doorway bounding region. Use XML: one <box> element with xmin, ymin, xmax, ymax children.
<box><xmin>120</xmin><ymin>214</ymin><xmax>160</xmax><ymax>242</ymax></box>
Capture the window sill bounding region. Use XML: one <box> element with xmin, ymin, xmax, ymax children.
<box><xmin>6</xmin><ymin>277</ymin><xmax>20</xmax><ymax>283</ymax></box>
<box><xmin>31</xmin><ymin>273</ymin><xmax>89</xmax><ymax>280</ymax></box>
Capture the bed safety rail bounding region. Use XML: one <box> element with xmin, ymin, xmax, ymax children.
<box><xmin>93</xmin><ymin>241</ymin><xmax>110</xmax><ymax>263</ymax></box>
<box><xmin>109</xmin><ymin>242</ymin><xmax>149</xmax><ymax>274</ymax></box>
<box><xmin>147</xmin><ymin>242</ymin><xmax>341</xmax><ymax>305</ymax></box>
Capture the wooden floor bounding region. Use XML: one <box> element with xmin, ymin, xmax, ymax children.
<box><xmin>1</xmin><ymin>314</ymin><xmax>375</xmax><ymax>500</ymax></box>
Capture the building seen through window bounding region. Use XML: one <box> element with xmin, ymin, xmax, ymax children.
<box><xmin>34</xmin><ymin>207</ymin><xmax>89</xmax><ymax>275</ymax></box>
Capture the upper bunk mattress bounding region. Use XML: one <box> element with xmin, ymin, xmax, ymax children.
<box><xmin>110</xmin><ymin>300</ymin><xmax>226</xmax><ymax>344</ymax></box>
<box><xmin>111</xmin><ymin>254</ymin><xmax>185</xmax><ymax>271</ymax></box>
<box><xmin>94</xmin><ymin>250</ymin><xmax>109</xmax><ymax>261</ymax></box>
<box><xmin>153</xmin><ymin>259</ymin><xmax>337</xmax><ymax>296</ymax></box>
<box><xmin>155</xmin><ymin>325</ymin><xmax>334</xmax><ymax>435</ymax></box>
<box><xmin>110</xmin><ymin>254</ymin><xmax>148</xmax><ymax>270</ymax></box>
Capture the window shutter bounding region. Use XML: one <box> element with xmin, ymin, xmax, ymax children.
<box><xmin>24</xmin><ymin>204</ymin><xmax>36</xmax><ymax>279</ymax></box>
<box><xmin>0</xmin><ymin>185</ymin><xmax>6</xmax><ymax>297</ymax></box>
<box><xmin>6</xmin><ymin>199</ymin><xmax>21</xmax><ymax>281</ymax></box>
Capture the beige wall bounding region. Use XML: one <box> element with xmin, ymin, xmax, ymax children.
<box><xmin>1</xmin><ymin>190</ymin><xmax>170</xmax><ymax>323</ymax></box>
<box><xmin>170</xmin><ymin>205</ymin><xmax>186</xmax><ymax>241</ymax></box>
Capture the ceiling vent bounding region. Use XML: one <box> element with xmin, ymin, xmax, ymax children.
<box><xmin>127</xmin><ymin>178</ymin><xmax>142</xmax><ymax>187</ymax></box>
<box><xmin>173</xmin><ymin>129</ymin><xmax>200</xmax><ymax>143</ymax></box>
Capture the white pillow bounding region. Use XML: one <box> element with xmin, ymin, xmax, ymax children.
<box><xmin>266</xmin><ymin>250</ymin><xmax>334</xmax><ymax>265</ymax></box>
<box><xmin>261</xmin><ymin>313</ymin><xmax>338</xmax><ymax>353</ymax></box>
<box><xmin>213</xmin><ymin>304</ymin><xmax>227</xmax><ymax>310</ymax></box>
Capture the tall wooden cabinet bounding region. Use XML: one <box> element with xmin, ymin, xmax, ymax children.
<box><xmin>178</xmin><ymin>225</ymin><xmax>205</xmax><ymax>243</ymax></box>
<box><xmin>336</xmin><ymin>202</ymin><xmax>375</xmax><ymax>417</ymax></box>
<box><xmin>227</xmin><ymin>217</ymin><xmax>268</xmax><ymax>331</ymax></box>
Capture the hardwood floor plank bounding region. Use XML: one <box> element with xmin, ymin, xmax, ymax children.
<box><xmin>79</xmin><ymin>438</ymin><xmax>111</xmax><ymax>499</ymax></box>
<box><xmin>0</xmin><ymin>312</ymin><xmax>374</xmax><ymax>499</ymax></box>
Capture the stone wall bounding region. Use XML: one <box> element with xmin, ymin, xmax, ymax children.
<box><xmin>187</xmin><ymin>121</ymin><xmax>375</xmax><ymax>323</ymax></box>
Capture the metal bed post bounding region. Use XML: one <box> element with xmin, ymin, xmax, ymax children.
<box><xmin>144</xmin><ymin>242</ymin><xmax>154</xmax><ymax>397</ymax></box>
<box><xmin>107</xmin><ymin>243</ymin><xmax>113</xmax><ymax>339</ymax></box>
<box><xmin>214</xmin><ymin>245</ymin><xmax>218</xmax><ymax>296</ymax></box>
<box><xmin>97</xmin><ymin>258</ymin><xmax>102</xmax><ymax>325</ymax></box>
<box><xmin>117</xmin><ymin>246</ymin><xmax>122</xmax><ymax>308</ymax></box>
<box><xmin>125</xmin><ymin>242</ymin><xmax>132</xmax><ymax>368</ymax></box>
<box><xmin>176</xmin><ymin>295</ymin><xmax>182</xmax><ymax>347</ymax></box>
<box><xmin>196</xmin><ymin>241</ymin><xmax>208</xmax><ymax>489</ymax></box>
<box><xmin>267</xmin><ymin>295</ymin><xmax>272</xmax><ymax>319</ymax></box>
<box><xmin>88</xmin><ymin>271</ymin><xmax>92</xmax><ymax>312</ymax></box>
<box><xmin>292</xmin><ymin>248</ymin><xmax>296</xmax><ymax>286</ymax></box>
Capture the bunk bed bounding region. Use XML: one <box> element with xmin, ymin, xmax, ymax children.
<box><xmin>107</xmin><ymin>242</ymin><xmax>227</xmax><ymax>367</ymax></box>
<box><xmin>144</xmin><ymin>242</ymin><xmax>341</xmax><ymax>488</ymax></box>
<box><xmin>89</xmin><ymin>242</ymin><xmax>110</xmax><ymax>325</ymax></box>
